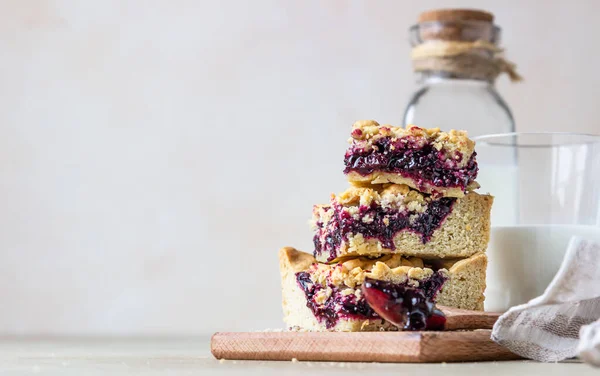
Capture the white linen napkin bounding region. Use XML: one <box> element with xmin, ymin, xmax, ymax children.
<box><xmin>491</xmin><ymin>236</ymin><xmax>600</xmax><ymax>364</ymax></box>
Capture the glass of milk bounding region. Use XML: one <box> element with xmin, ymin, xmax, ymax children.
<box><xmin>474</xmin><ymin>133</ymin><xmax>600</xmax><ymax>311</ymax></box>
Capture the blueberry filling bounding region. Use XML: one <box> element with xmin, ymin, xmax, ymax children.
<box><xmin>343</xmin><ymin>141</ymin><xmax>478</xmax><ymax>191</ymax></box>
<box><xmin>296</xmin><ymin>271</ymin><xmax>377</xmax><ymax>329</ymax></box>
<box><xmin>314</xmin><ymin>197</ymin><xmax>456</xmax><ymax>261</ymax></box>
<box><xmin>295</xmin><ymin>271</ymin><xmax>447</xmax><ymax>330</ymax></box>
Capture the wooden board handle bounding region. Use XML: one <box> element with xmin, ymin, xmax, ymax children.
<box><xmin>440</xmin><ymin>306</ymin><xmax>501</xmax><ymax>331</ymax></box>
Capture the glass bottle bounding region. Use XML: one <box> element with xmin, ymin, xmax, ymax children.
<box><xmin>403</xmin><ymin>9</ymin><xmax>517</xmax><ymax>137</ymax></box>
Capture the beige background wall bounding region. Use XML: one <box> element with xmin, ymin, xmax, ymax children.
<box><xmin>1</xmin><ymin>0</ymin><xmax>599</xmax><ymax>335</ymax></box>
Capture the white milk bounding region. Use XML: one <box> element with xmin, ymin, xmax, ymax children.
<box><xmin>485</xmin><ymin>225</ymin><xmax>600</xmax><ymax>312</ymax></box>
<box><xmin>476</xmin><ymin>165</ymin><xmax>519</xmax><ymax>226</ymax></box>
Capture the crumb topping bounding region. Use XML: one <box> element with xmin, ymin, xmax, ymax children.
<box><xmin>306</xmin><ymin>253</ymin><xmax>447</xmax><ymax>289</ymax></box>
<box><xmin>332</xmin><ymin>184</ymin><xmax>430</xmax><ymax>213</ymax></box>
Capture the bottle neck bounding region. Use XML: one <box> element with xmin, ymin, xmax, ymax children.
<box><xmin>419</xmin><ymin>71</ymin><xmax>495</xmax><ymax>86</ymax></box>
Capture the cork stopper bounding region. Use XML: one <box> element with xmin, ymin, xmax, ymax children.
<box><xmin>418</xmin><ymin>9</ymin><xmax>494</xmax><ymax>24</ymax></box>
<box><xmin>415</xmin><ymin>9</ymin><xmax>497</xmax><ymax>43</ymax></box>
<box><xmin>409</xmin><ymin>9</ymin><xmax>521</xmax><ymax>82</ymax></box>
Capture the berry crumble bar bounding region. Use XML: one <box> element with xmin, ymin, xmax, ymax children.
<box><xmin>311</xmin><ymin>184</ymin><xmax>493</xmax><ymax>262</ymax></box>
<box><xmin>344</xmin><ymin>120</ymin><xmax>479</xmax><ymax>198</ymax></box>
<box><xmin>279</xmin><ymin>247</ymin><xmax>487</xmax><ymax>332</ymax></box>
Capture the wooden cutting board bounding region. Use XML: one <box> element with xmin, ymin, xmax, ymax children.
<box><xmin>211</xmin><ymin>330</ymin><xmax>520</xmax><ymax>363</ymax></box>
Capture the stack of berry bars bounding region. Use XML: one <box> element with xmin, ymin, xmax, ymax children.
<box><xmin>279</xmin><ymin>120</ymin><xmax>493</xmax><ymax>331</ymax></box>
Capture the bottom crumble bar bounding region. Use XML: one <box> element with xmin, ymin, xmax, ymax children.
<box><xmin>279</xmin><ymin>247</ymin><xmax>487</xmax><ymax>332</ymax></box>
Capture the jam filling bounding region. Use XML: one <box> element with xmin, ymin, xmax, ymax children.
<box><xmin>296</xmin><ymin>271</ymin><xmax>376</xmax><ymax>329</ymax></box>
<box><xmin>314</xmin><ymin>197</ymin><xmax>456</xmax><ymax>262</ymax></box>
<box><xmin>295</xmin><ymin>271</ymin><xmax>447</xmax><ymax>330</ymax></box>
<box><xmin>343</xmin><ymin>140</ymin><xmax>478</xmax><ymax>191</ymax></box>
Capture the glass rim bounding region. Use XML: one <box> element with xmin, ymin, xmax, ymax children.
<box><xmin>473</xmin><ymin>132</ymin><xmax>600</xmax><ymax>148</ymax></box>
<box><xmin>408</xmin><ymin>22</ymin><xmax>501</xmax><ymax>45</ymax></box>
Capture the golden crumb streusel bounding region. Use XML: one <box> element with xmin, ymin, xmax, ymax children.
<box><xmin>306</xmin><ymin>253</ymin><xmax>447</xmax><ymax>290</ymax></box>
<box><xmin>333</xmin><ymin>184</ymin><xmax>429</xmax><ymax>212</ymax></box>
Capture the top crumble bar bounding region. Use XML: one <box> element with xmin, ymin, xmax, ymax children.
<box><xmin>343</xmin><ymin>120</ymin><xmax>479</xmax><ymax>197</ymax></box>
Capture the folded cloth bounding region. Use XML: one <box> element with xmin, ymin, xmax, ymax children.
<box><xmin>579</xmin><ymin>319</ymin><xmax>600</xmax><ymax>366</ymax></box>
<box><xmin>491</xmin><ymin>237</ymin><xmax>600</xmax><ymax>364</ymax></box>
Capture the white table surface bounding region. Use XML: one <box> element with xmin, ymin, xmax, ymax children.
<box><xmin>0</xmin><ymin>336</ymin><xmax>596</xmax><ymax>375</ymax></box>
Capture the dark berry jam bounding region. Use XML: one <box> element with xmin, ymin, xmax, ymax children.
<box><xmin>314</xmin><ymin>197</ymin><xmax>456</xmax><ymax>261</ymax></box>
<box><xmin>343</xmin><ymin>140</ymin><xmax>478</xmax><ymax>192</ymax></box>
<box><xmin>295</xmin><ymin>271</ymin><xmax>378</xmax><ymax>329</ymax></box>
<box><xmin>295</xmin><ymin>271</ymin><xmax>447</xmax><ymax>330</ymax></box>
<box><xmin>362</xmin><ymin>276</ymin><xmax>447</xmax><ymax>331</ymax></box>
